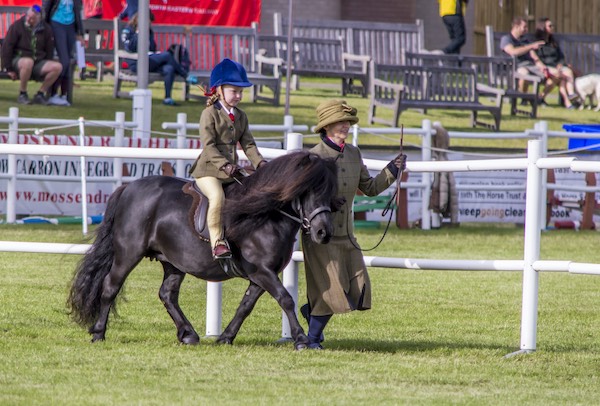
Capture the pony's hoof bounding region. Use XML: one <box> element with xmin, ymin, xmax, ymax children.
<box><xmin>295</xmin><ymin>342</ymin><xmax>308</xmax><ymax>351</ymax></box>
<box><xmin>181</xmin><ymin>336</ymin><xmax>200</xmax><ymax>345</ymax></box>
<box><xmin>216</xmin><ymin>337</ymin><xmax>233</xmax><ymax>345</ymax></box>
<box><xmin>90</xmin><ymin>335</ymin><xmax>105</xmax><ymax>343</ymax></box>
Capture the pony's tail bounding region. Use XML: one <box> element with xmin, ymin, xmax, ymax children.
<box><xmin>67</xmin><ymin>185</ymin><xmax>127</xmax><ymax>328</ymax></box>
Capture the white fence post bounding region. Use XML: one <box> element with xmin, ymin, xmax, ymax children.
<box><xmin>537</xmin><ymin>121</ymin><xmax>549</xmax><ymax>230</ymax></box>
<box><xmin>6</xmin><ymin>107</ymin><xmax>18</xmax><ymax>223</ymax></box>
<box><xmin>283</xmin><ymin>115</ymin><xmax>294</xmax><ymax>149</ymax></box>
<box><xmin>352</xmin><ymin>124</ymin><xmax>359</xmax><ymax>147</ymax></box>
<box><xmin>78</xmin><ymin>117</ymin><xmax>89</xmax><ymax>236</ymax></box>
<box><xmin>280</xmin><ymin>131</ymin><xmax>304</xmax><ymax>340</ymax></box>
<box><xmin>205</xmin><ymin>281</ymin><xmax>222</xmax><ymax>337</ymax></box>
<box><xmin>131</xmin><ymin>89</ymin><xmax>152</xmax><ymax>146</ymax></box>
<box><xmin>114</xmin><ymin>112</ymin><xmax>125</xmax><ymax>187</ymax></box>
<box><xmin>176</xmin><ymin>113</ymin><xmax>187</xmax><ymax>178</ymax></box>
<box><xmin>515</xmin><ymin>139</ymin><xmax>543</xmax><ymax>356</ymax></box>
<box><xmin>280</xmin><ymin>239</ymin><xmax>300</xmax><ymax>341</ymax></box>
<box><xmin>421</xmin><ymin>119</ymin><xmax>433</xmax><ymax>230</ymax></box>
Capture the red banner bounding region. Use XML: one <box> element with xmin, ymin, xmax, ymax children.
<box><xmin>4</xmin><ymin>0</ymin><xmax>261</xmax><ymax>27</ymax></box>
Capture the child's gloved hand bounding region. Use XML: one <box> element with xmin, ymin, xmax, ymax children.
<box><xmin>221</xmin><ymin>163</ymin><xmax>242</xmax><ymax>177</ymax></box>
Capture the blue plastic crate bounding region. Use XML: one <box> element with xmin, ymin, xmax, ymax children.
<box><xmin>563</xmin><ymin>124</ymin><xmax>600</xmax><ymax>151</ymax></box>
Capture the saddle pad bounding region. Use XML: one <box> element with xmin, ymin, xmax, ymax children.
<box><xmin>182</xmin><ymin>181</ymin><xmax>210</xmax><ymax>243</ymax></box>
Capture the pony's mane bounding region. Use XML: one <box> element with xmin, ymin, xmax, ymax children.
<box><xmin>224</xmin><ymin>151</ymin><xmax>337</xmax><ymax>240</ymax></box>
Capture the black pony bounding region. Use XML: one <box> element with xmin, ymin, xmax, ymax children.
<box><xmin>68</xmin><ymin>151</ymin><xmax>340</xmax><ymax>350</ymax></box>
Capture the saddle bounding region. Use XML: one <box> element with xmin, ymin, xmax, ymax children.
<box><xmin>182</xmin><ymin>181</ymin><xmax>210</xmax><ymax>243</ymax></box>
<box><xmin>182</xmin><ymin>181</ymin><xmax>246</xmax><ymax>278</ymax></box>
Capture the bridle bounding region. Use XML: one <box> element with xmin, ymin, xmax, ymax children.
<box><xmin>279</xmin><ymin>197</ymin><xmax>331</xmax><ymax>233</ymax></box>
<box><xmin>231</xmin><ymin>175</ymin><xmax>331</xmax><ymax>233</ymax></box>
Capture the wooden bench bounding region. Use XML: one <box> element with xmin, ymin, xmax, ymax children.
<box><xmin>273</xmin><ymin>35</ymin><xmax>371</xmax><ymax>97</ymax></box>
<box><xmin>82</xmin><ymin>18</ymin><xmax>115</xmax><ymax>81</ymax></box>
<box><xmin>185</xmin><ymin>25</ymin><xmax>283</xmax><ymax>106</ymax></box>
<box><xmin>404</xmin><ymin>52</ymin><xmax>543</xmax><ymax>118</ymax></box>
<box><xmin>113</xmin><ymin>18</ymin><xmax>189</xmax><ymax>100</ymax></box>
<box><xmin>272</xmin><ymin>12</ymin><xmax>424</xmax><ymax>66</ymax></box>
<box><xmin>369</xmin><ymin>64</ymin><xmax>505</xmax><ymax>131</ymax></box>
<box><xmin>113</xmin><ymin>19</ymin><xmax>282</xmax><ymax>106</ymax></box>
<box><xmin>0</xmin><ymin>6</ymin><xmax>27</xmax><ymax>39</ymax></box>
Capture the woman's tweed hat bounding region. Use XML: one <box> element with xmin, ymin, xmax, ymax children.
<box><xmin>314</xmin><ymin>99</ymin><xmax>359</xmax><ymax>133</ymax></box>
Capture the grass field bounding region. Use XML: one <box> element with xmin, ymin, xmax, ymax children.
<box><xmin>1</xmin><ymin>224</ymin><xmax>599</xmax><ymax>405</ymax></box>
<box><xmin>1</xmin><ymin>70</ymin><xmax>600</xmax><ymax>404</ymax></box>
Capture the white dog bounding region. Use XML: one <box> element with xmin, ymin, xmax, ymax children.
<box><xmin>575</xmin><ymin>74</ymin><xmax>600</xmax><ymax>111</ymax></box>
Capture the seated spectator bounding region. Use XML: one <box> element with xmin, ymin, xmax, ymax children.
<box><xmin>534</xmin><ymin>18</ymin><xmax>580</xmax><ymax>109</ymax></box>
<box><xmin>500</xmin><ymin>17</ymin><xmax>545</xmax><ymax>96</ymax></box>
<box><xmin>121</xmin><ymin>13</ymin><xmax>196</xmax><ymax>106</ymax></box>
<box><xmin>0</xmin><ymin>5</ymin><xmax>62</xmax><ymax>105</ymax></box>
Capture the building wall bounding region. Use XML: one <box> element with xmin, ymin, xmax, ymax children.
<box><xmin>341</xmin><ymin>0</ymin><xmax>414</xmax><ymax>23</ymax></box>
<box><xmin>259</xmin><ymin>0</ymin><xmax>474</xmax><ymax>54</ymax></box>
<box><xmin>259</xmin><ymin>0</ymin><xmax>341</xmax><ymax>33</ymax></box>
<box><xmin>415</xmin><ymin>0</ymin><xmax>474</xmax><ymax>54</ymax></box>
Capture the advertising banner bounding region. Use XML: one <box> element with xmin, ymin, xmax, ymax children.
<box><xmin>4</xmin><ymin>0</ymin><xmax>261</xmax><ymax>27</ymax></box>
<box><xmin>1</xmin><ymin>137</ymin><xmax>598</xmax><ymax>224</ymax></box>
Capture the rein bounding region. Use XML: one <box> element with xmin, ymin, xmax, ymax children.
<box><xmin>347</xmin><ymin>126</ymin><xmax>404</xmax><ymax>252</ymax></box>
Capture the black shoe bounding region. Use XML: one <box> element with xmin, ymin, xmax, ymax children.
<box><xmin>31</xmin><ymin>92</ymin><xmax>48</xmax><ymax>105</ymax></box>
<box><xmin>17</xmin><ymin>93</ymin><xmax>30</xmax><ymax>105</ymax></box>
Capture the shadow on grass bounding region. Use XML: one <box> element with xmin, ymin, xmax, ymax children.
<box><xmin>321</xmin><ymin>338</ymin><xmax>515</xmax><ymax>354</ymax></box>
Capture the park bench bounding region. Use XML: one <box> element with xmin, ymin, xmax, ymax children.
<box><xmin>0</xmin><ymin>6</ymin><xmax>26</xmax><ymax>40</ymax></box>
<box><xmin>81</xmin><ymin>18</ymin><xmax>115</xmax><ymax>81</ymax></box>
<box><xmin>113</xmin><ymin>19</ymin><xmax>283</xmax><ymax>106</ymax></box>
<box><xmin>272</xmin><ymin>12</ymin><xmax>424</xmax><ymax>65</ymax></box>
<box><xmin>404</xmin><ymin>52</ymin><xmax>542</xmax><ymax>118</ymax></box>
<box><xmin>263</xmin><ymin>34</ymin><xmax>371</xmax><ymax>97</ymax></box>
<box><xmin>266</xmin><ymin>13</ymin><xmax>424</xmax><ymax>96</ymax></box>
<box><xmin>368</xmin><ymin>64</ymin><xmax>505</xmax><ymax>131</ymax></box>
<box><xmin>185</xmin><ymin>25</ymin><xmax>283</xmax><ymax>106</ymax></box>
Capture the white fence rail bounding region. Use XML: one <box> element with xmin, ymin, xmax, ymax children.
<box><xmin>2</xmin><ymin>138</ymin><xmax>600</xmax><ymax>356</ymax></box>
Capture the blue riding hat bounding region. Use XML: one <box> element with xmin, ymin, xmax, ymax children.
<box><xmin>209</xmin><ymin>58</ymin><xmax>253</xmax><ymax>88</ymax></box>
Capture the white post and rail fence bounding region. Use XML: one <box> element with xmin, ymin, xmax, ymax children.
<box><xmin>1</xmin><ymin>138</ymin><xmax>600</xmax><ymax>356</ymax></box>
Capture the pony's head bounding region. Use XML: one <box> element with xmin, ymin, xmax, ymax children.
<box><xmin>224</xmin><ymin>151</ymin><xmax>339</xmax><ymax>243</ymax></box>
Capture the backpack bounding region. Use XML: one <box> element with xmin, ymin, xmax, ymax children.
<box><xmin>168</xmin><ymin>44</ymin><xmax>191</xmax><ymax>76</ymax></box>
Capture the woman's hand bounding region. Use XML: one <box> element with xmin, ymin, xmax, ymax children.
<box><xmin>392</xmin><ymin>154</ymin><xmax>407</xmax><ymax>171</ymax></box>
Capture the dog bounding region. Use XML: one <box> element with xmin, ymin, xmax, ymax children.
<box><xmin>575</xmin><ymin>74</ymin><xmax>600</xmax><ymax>111</ymax></box>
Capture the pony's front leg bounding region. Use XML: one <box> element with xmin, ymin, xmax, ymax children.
<box><xmin>160</xmin><ymin>262</ymin><xmax>200</xmax><ymax>345</ymax></box>
<box><xmin>217</xmin><ymin>282</ymin><xmax>265</xmax><ymax>345</ymax></box>
<box><xmin>246</xmin><ymin>272</ymin><xmax>309</xmax><ymax>350</ymax></box>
